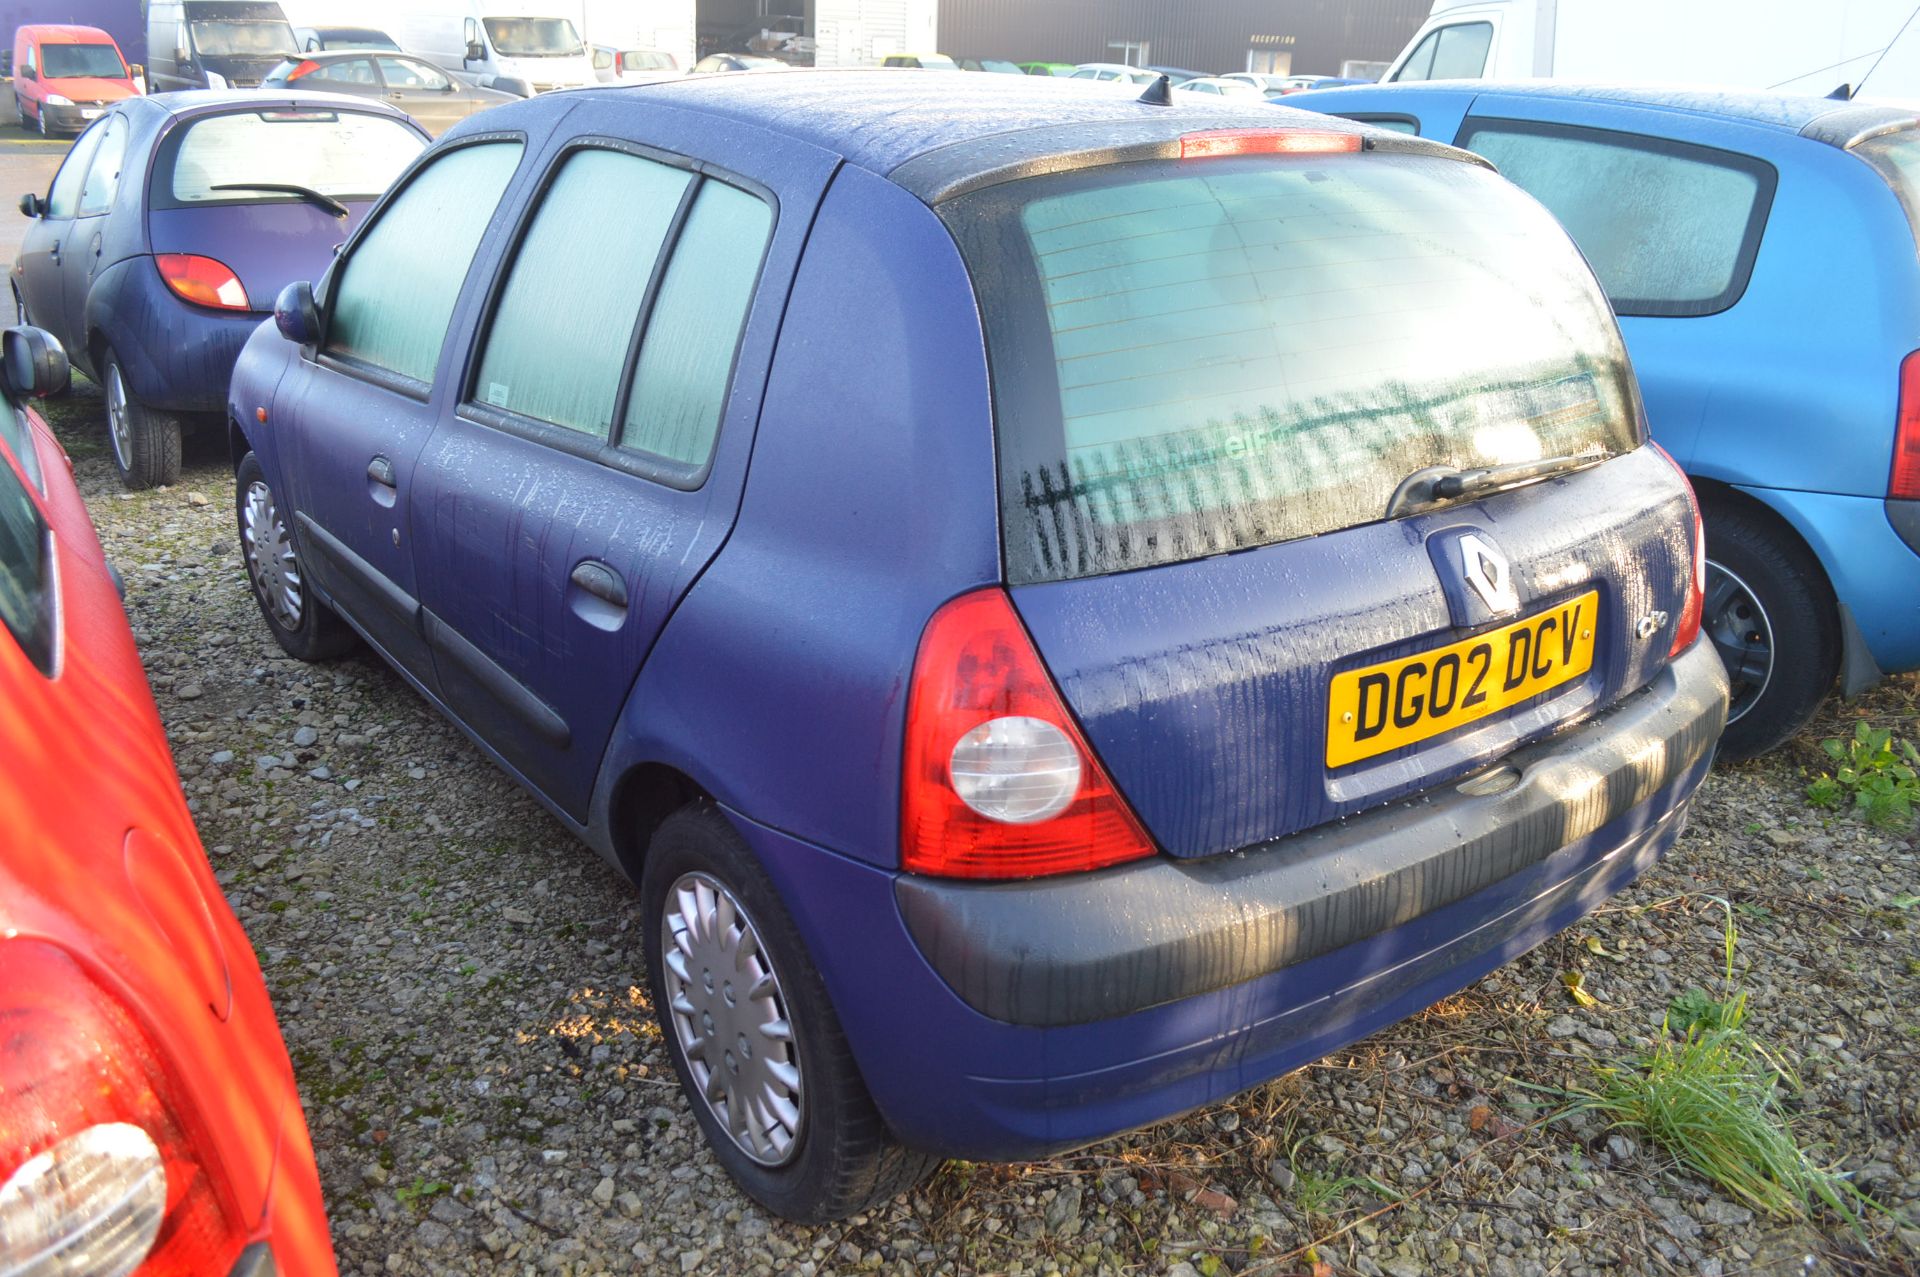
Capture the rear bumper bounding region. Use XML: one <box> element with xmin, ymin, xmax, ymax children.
<box><xmin>741</xmin><ymin>640</ymin><xmax>1726</xmax><ymax>1161</ymax></box>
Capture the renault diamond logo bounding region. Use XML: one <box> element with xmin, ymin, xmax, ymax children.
<box><xmin>1459</xmin><ymin>534</ymin><xmax>1519</xmax><ymax>614</ymax></box>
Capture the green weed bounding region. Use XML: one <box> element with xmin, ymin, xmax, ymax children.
<box><xmin>1806</xmin><ymin>722</ymin><xmax>1920</xmax><ymax>830</ymax></box>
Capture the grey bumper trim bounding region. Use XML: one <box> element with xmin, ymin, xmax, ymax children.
<box><xmin>1888</xmin><ymin>498</ymin><xmax>1920</xmax><ymax>558</ymax></box>
<box><xmin>896</xmin><ymin>640</ymin><xmax>1728</xmax><ymax>1028</ymax></box>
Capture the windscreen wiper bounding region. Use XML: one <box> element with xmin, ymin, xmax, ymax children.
<box><xmin>209</xmin><ymin>182</ymin><xmax>350</xmax><ymax>218</ymax></box>
<box><xmin>1385</xmin><ymin>453</ymin><xmax>1605</xmax><ymax>517</ymax></box>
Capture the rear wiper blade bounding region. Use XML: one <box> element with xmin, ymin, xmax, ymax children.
<box><xmin>1385</xmin><ymin>453</ymin><xmax>1605</xmax><ymax>517</ymax></box>
<box><xmin>209</xmin><ymin>182</ymin><xmax>350</xmax><ymax>218</ymax></box>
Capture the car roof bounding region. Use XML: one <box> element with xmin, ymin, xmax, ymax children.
<box><xmin>1304</xmin><ymin>79</ymin><xmax>1918</xmax><ymax>138</ymax></box>
<box><xmin>19</xmin><ymin>24</ymin><xmax>118</xmax><ymax>44</ymax></box>
<box><xmin>563</xmin><ymin>70</ymin><xmax>1479</xmax><ymax>202</ymax></box>
<box><xmin>293</xmin><ymin>49</ymin><xmax>414</xmax><ymax>63</ymax></box>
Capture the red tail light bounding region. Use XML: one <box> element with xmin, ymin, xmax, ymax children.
<box><xmin>1893</xmin><ymin>349</ymin><xmax>1920</xmax><ymax>500</ymax></box>
<box><xmin>1652</xmin><ymin>443</ymin><xmax>1706</xmax><ymax>657</ymax></box>
<box><xmin>0</xmin><ymin>941</ymin><xmax>244</xmax><ymax>1276</ymax></box>
<box><xmin>1180</xmin><ymin>129</ymin><xmax>1361</xmax><ymax>159</ymax></box>
<box><xmin>154</xmin><ymin>255</ymin><xmax>249</xmax><ymax>312</ymax></box>
<box><xmin>901</xmin><ymin>588</ymin><xmax>1157</xmax><ymax>879</ymax></box>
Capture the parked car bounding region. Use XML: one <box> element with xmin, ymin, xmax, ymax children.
<box><xmin>1145</xmin><ymin>64</ymin><xmax>1210</xmax><ymax>83</ymax></box>
<box><xmin>264</xmin><ymin>51</ymin><xmax>520</xmax><ymax>134</ymax></box>
<box><xmin>0</xmin><ymin>325</ymin><xmax>336</xmax><ymax>1276</ymax></box>
<box><xmin>147</xmin><ymin>0</ymin><xmax>300</xmax><ymax>91</ymax></box>
<box><xmin>294</xmin><ymin>25</ymin><xmax>402</xmax><ymax>53</ymax></box>
<box><xmin>958</xmin><ymin>57</ymin><xmax>1023</xmax><ymax>74</ymax></box>
<box><xmin>1217</xmin><ymin>71</ymin><xmax>1336</xmax><ymax>95</ymax></box>
<box><xmin>690</xmin><ymin>52</ymin><xmax>785</xmax><ymax>73</ymax></box>
<box><xmin>10</xmin><ymin>91</ymin><xmax>428</xmax><ymax>488</ymax></box>
<box><xmin>592</xmin><ymin>45</ymin><xmax>678</xmax><ymax>82</ymax></box>
<box><xmin>1174</xmin><ymin>75</ymin><xmax>1265</xmax><ymax>98</ymax></box>
<box><xmin>229</xmin><ymin>73</ymin><xmax>1723</xmax><ymax>1222</ymax></box>
<box><xmin>882</xmin><ymin>53</ymin><xmax>960</xmax><ymax>69</ymax></box>
<box><xmin>11</xmin><ymin>24</ymin><xmax>140</xmax><ymax>137</ymax></box>
<box><xmin>1069</xmin><ymin>61</ymin><xmax>1160</xmax><ymax>83</ymax></box>
<box><xmin>1017</xmin><ymin>60</ymin><xmax>1075</xmax><ymax>76</ymax></box>
<box><xmin>1292</xmin><ymin>82</ymin><xmax>1920</xmax><ymax>757</ymax></box>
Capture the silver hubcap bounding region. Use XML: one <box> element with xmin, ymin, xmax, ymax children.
<box><xmin>1703</xmin><ymin>559</ymin><xmax>1773</xmax><ymax>723</ymax></box>
<box><xmin>661</xmin><ymin>872</ymin><xmax>803</xmax><ymax>1166</ymax></box>
<box><xmin>242</xmin><ymin>479</ymin><xmax>304</xmax><ymax>631</ymax></box>
<box><xmin>105</xmin><ymin>364</ymin><xmax>134</xmax><ymax>472</ymax></box>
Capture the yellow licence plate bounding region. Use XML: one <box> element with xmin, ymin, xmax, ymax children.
<box><xmin>1325</xmin><ymin>591</ymin><xmax>1599</xmax><ymax>768</ymax></box>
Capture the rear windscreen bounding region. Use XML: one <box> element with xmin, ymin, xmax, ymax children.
<box><xmin>942</xmin><ymin>152</ymin><xmax>1641</xmax><ymax>584</ymax></box>
<box><xmin>153</xmin><ymin>109</ymin><xmax>424</xmax><ymax>207</ymax></box>
<box><xmin>1853</xmin><ymin>128</ymin><xmax>1920</xmax><ymax>248</ymax></box>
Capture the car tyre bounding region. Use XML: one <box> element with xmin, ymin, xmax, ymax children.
<box><xmin>235</xmin><ymin>451</ymin><xmax>357</xmax><ymax>661</ymax></box>
<box><xmin>1701</xmin><ymin>501</ymin><xmax>1839</xmax><ymax>761</ymax></box>
<box><xmin>641</xmin><ymin>803</ymin><xmax>939</xmax><ymax>1222</ymax></box>
<box><xmin>101</xmin><ymin>348</ymin><xmax>179</xmax><ymax>488</ymax></box>
<box><xmin>32</xmin><ymin>99</ymin><xmax>46</xmax><ymax>136</ymax></box>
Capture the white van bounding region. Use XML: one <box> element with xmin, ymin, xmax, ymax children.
<box><xmin>390</xmin><ymin>0</ymin><xmax>597</xmax><ymax>94</ymax></box>
<box><xmin>1384</xmin><ymin>0</ymin><xmax>1920</xmax><ymax>100</ymax></box>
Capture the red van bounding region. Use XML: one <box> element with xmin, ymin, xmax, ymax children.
<box><xmin>12</xmin><ymin>25</ymin><xmax>139</xmax><ymax>136</ymax></box>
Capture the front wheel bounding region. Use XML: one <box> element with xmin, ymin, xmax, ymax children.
<box><xmin>102</xmin><ymin>348</ymin><xmax>180</xmax><ymax>488</ymax></box>
<box><xmin>641</xmin><ymin>804</ymin><xmax>939</xmax><ymax>1222</ymax></box>
<box><xmin>1702</xmin><ymin>503</ymin><xmax>1839</xmax><ymax>760</ymax></box>
<box><xmin>235</xmin><ymin>451</ymin><xmax>357</xmax><ymax>661</ymax></box>
<box><xmin>31</xmin><ymin>99</ymin><xmax>46</xmax><ymax>136</ymax></box>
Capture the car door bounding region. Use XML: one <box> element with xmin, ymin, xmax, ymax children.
<box><xmin>407</xmin><ymin>97</ymin><xmax>838</xmax><ymax>820</ymax></box>
<box><xmin>1452</xmin><ymin>100</ymin><xmax>1778</xmax><ymax>466</ymax></box>
<box><xmin>58</xmin><ymin>111</ymin><xmax>128</xmax><ymax>345</ymax></box>
<box><xmin>273</xmin><ymin>136</ymin><xmax>527</xmax><ymax>689</ymax></box>
<box><xmin>16</xmin><ymin>122</ymin><xmax>103</xmax><ymax>343</ymax></box>
<box><xmin>376</xmin><ymin>56</ymin><xmax>464</xmax><ymax>136</ymax></box>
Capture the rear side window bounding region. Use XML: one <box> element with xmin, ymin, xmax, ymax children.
<box><xmin>155</xmin><ymin>108</ymin><xmax>424</xmax><ymax>207</ymax></box>
<box><xmin>621</xmin><ymin>182</ymin><xmax>772</xmax><ymax>466</ymax></box>
<box><xmin>0</xmin><ymin>452</ymin><xmax>53</xmax><ymax>675</ymax></box>
<box><xmin>327</xmin><ymin>140</ymin><xmax>523</xmax><ymax>384</ymax></box>
<box><xmin>1392</xmin><ymin>22</ymin><xmax>1492</xmax><ymax>81</ymax></box>
<box><xmin>475</xmin><ymin>149</ymin><xmax>694</xmax><ymax>438</ymax></box>
<box><xmin>303</xmin><ymin>56</ymin><xmax>377</xmax><ymax>85</ymax></box>
<box><xmin>1458</xmin><ymin>118</ymin><xmax>1774</xmax><ymax>317</ymax></box>
<box><xmin>943</xmin><ymin>153</ymin><xmax>1640</xmax><ymax>583</ymax></box>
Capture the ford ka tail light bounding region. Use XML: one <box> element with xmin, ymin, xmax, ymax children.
<box><xmin>1652</xmin><ymin>444</ymin><xmax>1706</xmax><ymax>658</ymax></box>
<box><xmin>154</xmin><ymin>255</ymin><xmax>249</xmax><ymax>312</ymax></box>
<box><xmin>0</xmin><ymin>941</ymin><xmax>244</xmax><ymax>1276</ymax></box>
<box><xmin>901</xmin><ymin>588</ymin><xmax>1157</xmax><ymax>878</ymax></box>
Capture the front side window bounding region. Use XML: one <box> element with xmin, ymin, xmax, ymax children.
<box><xmin>1392</xmin><ymin>22</ymin><xmax>1492</xmax><ymax>81</ymax></box>
<box><xmin>621</xmin><ymin>181</ymin><xmax>772</xmax><ymax>467</ymax></box>
<box><xmin>1458</xmin><ymin>119</ymin><xmax>1774</xmax><ymax>316</ymax></box>
<box><xmin>483</xmin><ymin>17</ymin><xmax>581</xmax><ymax>57</ymax></box>
<box><xmin>474</xmin><ymin>149</ymin><xmax>693</xmax><ymax>438</ymax></box>
<box><xmin>943</xmin><ymin>153</ymin><xmax>1640</xmax><ymax>583</ymax></box>
<box><xmin>76</xmin><ymin>114</ymin><xmax>126</xmax><ymax>217</ymax></box>
<box><xmin>42</xmin><ymin>43</ymin><xmax>126</xmax><ymax>79</ymax></box>
<box><xmin>379</xmin><ymin>57</ymin><xmax>451</xmax><ymax>90</ymax></box>
<box><xmin>157</xmin><ymin>108</ymin><xmax>426</xmax><ymax>207</ymax></box>
<box><xmin>327</xmin><ymin>140</ymin><xmax>523</xmax><ymax>383</ymax></box>
<box><xmin>0</xmin><ymin>451</ymin><xmax>53</xmax><ymax>675</ymax></box>
<box><xmin>44</xmin><ymin>122</ymin><xmax>104</xmax><ymax>219</ymax></box>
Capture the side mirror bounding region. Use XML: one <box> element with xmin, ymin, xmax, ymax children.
<box><xmin>274</xmin><ymin>281</ymin><xmax>320</xmax><ymax>346</ymax></box>
<box><xmin>18</xmin><ymin>193</ymin><xmax>42</xmax><ymax>218</ymax></box>
<box><xmin>490</xmin><ymin>75</ymin><xmax>532</xmax><ymax>98</ymax></box>
<box><xmin>3</xmin><ymin>326</ymin><xmax>70</xmax><ymax>399</ymax></box>
<box><xmin>18</xmin><ymin>66</ymin><xmax>34</xmax><ymax>82</ymax></box>
<box><xmin>465</xmin><ymin>40</ymin><xmax>486</xmax><ymax>62</ymax></box>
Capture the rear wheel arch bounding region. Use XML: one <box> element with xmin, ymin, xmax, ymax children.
<box><xmin>608</xmin><ymin>761</ymin><xmax>713</xmax><ymax>884</ymax></box>
<box><xmin>1687</xmin><ymin>477</ymin><xmax>1838</xmax><ymax>605</ymax></box>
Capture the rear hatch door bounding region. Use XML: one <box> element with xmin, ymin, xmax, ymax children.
<box><xmin>941</xmin><ymin>144</ymin><xmax>1697</xmax><ymax>858</ymax></box>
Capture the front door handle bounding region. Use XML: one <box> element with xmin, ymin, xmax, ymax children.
<box><xmin>366</xmin><ymin>456</ymin><xmax>396</xmax><ymax>487</ymax></box>
<box><xmin>47</xmin><ymin>241</ymin><xmax>60</xmax><ymax>266</ymax></box>
<box><xmin>569</xmin><ymin>561</ymin><xmax>627</xmax><ymax>608</ymax></box>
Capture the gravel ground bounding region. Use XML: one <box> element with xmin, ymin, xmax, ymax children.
<box><xmin>40</xmin><ymin>382</ymin><xmax>1920</xmax><ymax>1277</ymax></box>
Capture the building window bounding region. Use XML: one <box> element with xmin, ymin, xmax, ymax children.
<box><xmin>1106</xmin><ymin>40</ymin><xmax>1148</xmax><ymax>67</ymax></box>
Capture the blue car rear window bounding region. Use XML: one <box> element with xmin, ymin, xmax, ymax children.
<box><xmin>1853</xmin><ymin>128</ymin><xmax>1920</xmax><ymax>250</ymax></box>
<box><xmin>943</xmin><ymin>153</ymin><xmax>1642</xmax><ymax>584</ymax></box>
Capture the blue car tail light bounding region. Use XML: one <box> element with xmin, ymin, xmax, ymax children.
<box><xmin>1894</xmin><ymin>350</ymin><xmax>1920</xmax><ymax>500</ymax></box>
<box><xmin>900</xmin><ymin>588</ymin><xmax>1157</xmax><ymax>879</ymax></box>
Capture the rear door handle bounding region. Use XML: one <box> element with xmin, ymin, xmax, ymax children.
<box><xmin>367</xmin><ymin>456</ymin><xmax>396</xmax><ymax>487</ymax></box>
<box><xmin>569</xmin><ymin>561</ymin><xmax>627</xmax><ymax>607</ymax></box>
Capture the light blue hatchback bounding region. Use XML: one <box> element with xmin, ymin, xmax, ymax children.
<box><xmin>1291</xmin><ymin>82</ymin><xmax>1920</xmax><ymax>758</ymax></box>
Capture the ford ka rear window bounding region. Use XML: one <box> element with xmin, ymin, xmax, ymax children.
<box><xmin>944</xmin><ymin>153</ymin><xmax>1641</xmax><ymax>584</ymax></box>
<box><xmin>154</xmin><ymin>109</ymin><xmax>425</xmax><ymax>208</ymax></box>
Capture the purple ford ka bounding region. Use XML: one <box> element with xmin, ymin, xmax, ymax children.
<box><xmin>11</xmin><ymin>90</ymin><xmax>427</xmax><ymax>488</ymax></box>
<box><xmin>227</xmin><ymin>73</ymin><xmax>1727</xmax><ymax>1221</ymax></box>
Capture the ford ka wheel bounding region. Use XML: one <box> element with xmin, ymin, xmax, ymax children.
<box><xmin>660</xmin><ymin>870</ymin><xmax>804</xmax><ymax>1166</ymax></box>
<box><xmin>243</xmin><ymin>477</ymin><xmax>304</xmax><ymax>632</ymax></box>
<box><xmin>1702</xmin><ymin>561</ymin><xmax>1772</xmax><ymax>725</ymax></box>
<box><xmin>640</xmin><ymin>804</ymin><xmax>939</xmax><ymax>1221</ymax></box>
<box><xmin>233</xmin><ymin>451</ymin><xmax>356</xmax><ymax>662</ymax></box>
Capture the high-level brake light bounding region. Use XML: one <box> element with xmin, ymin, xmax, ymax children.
<box><xmin>1179</xmin><ymin>129</ymin><xmax>1362</xmax><ymax>159</ymax></box>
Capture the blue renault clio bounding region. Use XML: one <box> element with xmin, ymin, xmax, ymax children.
<box><xmin>1291</xmin><ymin>82</ymin><xmax>1920</xmax><ymax>759</ymax></box>
<box><xmin>227</xmin><ymin>72</ymin><xmax>1726</xmax><ymax>1220</ymax></box>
